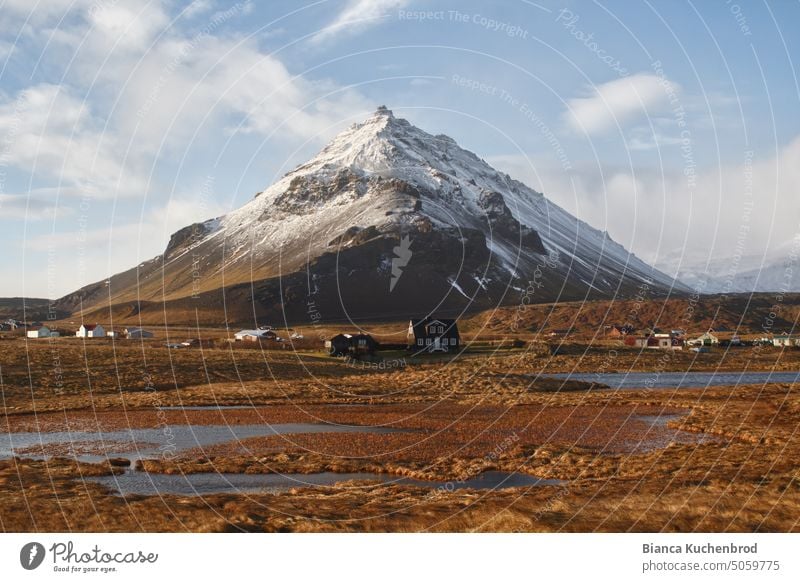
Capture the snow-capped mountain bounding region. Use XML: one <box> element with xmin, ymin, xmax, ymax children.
<box><xmin>655</xmin><ymin>237</ymin><xmax>800</xmax><ymax>294</ymax></box>
<box><xmin>57</xmin><ymin>107</ymin><xmax>685</xmax><ymax>324</ymax></box>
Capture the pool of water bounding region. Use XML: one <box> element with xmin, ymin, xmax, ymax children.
<box><xmin>540</xmin><ymin>371</ymin><xmax>800</xmax><ymax>390</ymax></box>
<box><xmin>630</xmin><ymin>414</ymin><xmax>719</xmax><ymax>451</ymax></box>
<box><xmin>88</xmin><ymin>469</ymin><xmax>562</xmax><ymax>496</ymax></box>
<box><xmin>0</xmin><ymin>423</ymin><xmax>403</xmax><ymax>462</ymax></box>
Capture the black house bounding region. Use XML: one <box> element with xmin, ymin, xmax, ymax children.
<box><xmin>407</xmin><ymin>318</ymin><xmax>460</xmax><ymax>352</ymax></box>
<box><xmin>325</xmin><ymin>333</ymin><xmax>377</xmax><ymax>357</ymax></box>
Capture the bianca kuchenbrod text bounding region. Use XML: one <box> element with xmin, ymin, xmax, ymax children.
<box><xmin>643</xmin><ymin>542</ymin><xmax>758</xmax><ymax>554</ymax></box>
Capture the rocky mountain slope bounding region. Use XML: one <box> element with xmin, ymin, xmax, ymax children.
<box><xmin>55</xmin><ymin>107</ymin><xmax>686</xmax><ymax>325</ymax></box>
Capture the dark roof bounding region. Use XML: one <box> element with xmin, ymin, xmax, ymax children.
<box><xmin>409</xmin><ymin>317</ymin><xmax>459</xmax><ymax>337</ymax></box>
<box><xmin>410</xmin><ymin>317</ymin><xmax>457</xmax><ymax>324</ymax></box>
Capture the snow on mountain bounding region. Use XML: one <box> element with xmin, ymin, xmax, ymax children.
<box><xmin>206</xmin><ymin>106</ymin><xmax>678</xmax><ymax>287</ymax></box>
<box><xmin>57</xmin><ymin>107</ymin><xmax>686</xmax><ymax>324</ymax></box>
<box><xmin>655</xmin><ymin>238</ymin><xmax>800</xmax><ymax>293</ymax></box>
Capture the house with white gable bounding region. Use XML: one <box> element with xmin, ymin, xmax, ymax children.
<box><xmin>76</xmin><ymin>324</ymin><xmax>105</xmax><ymax>338</ymax></box>
<box><xmin>27</xmin><ymin>326</ymin><xmax>54</xmax><ymax>339</ymax></box>
<box><xmin>687</xmin><ymin>331</ymin><xmax>719</xmax><ymax>346</ymax></box>
<box><xmin>234</xmin><ymin>329</ymin><xmax>277</xmax><ymax>342</ymax></box>
<box><xmin>407</xmin><ymin>317</ymin><xmax>460</xmax><ymax>352</ymax></box>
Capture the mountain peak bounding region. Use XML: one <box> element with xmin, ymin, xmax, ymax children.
<box><xmin>60</xmin><ymin>106</ymin><xmax>687</xmax><ymax>324</ymax></box>
<box><xmin>291</xmin><ymin>107</ymin><xmax>417</xmax><ymax>175</ymax></box>
<box><xmin>373</xmin><ymin>105</ymin><xmax>394</xmax><ymax>118</ymax></box>
<box><xmin>359</xmin><ymin>105</ymin><xmax>411</xmax><ymax>136</ymax></box>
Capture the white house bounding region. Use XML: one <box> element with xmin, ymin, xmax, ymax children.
<box><xmin>76</xmin><ymin>324</ymin><xmax>105</xmax><ymax>338</ymax></box>
<box><xmin>106</xmin><ymin>330</ymin><xmax>119</xmax><ymax>339</ymax></box>
<box><xmin>27</xmin><ymin>326</ymin><xmax>52</xmax><ymax>338</ymax></box>
<box><xmin>125</xmin><ymin>327</ymin><xmax>154</xmax><ymax>339</ymax></box>
<box><xmin>234</xmin><ymin>329</ymin><xmax>277</xmax><ymax>341</ymax></box>
<box><xmin>773</xmin><ymin>335</ymin><xmax>796</xmax><ymax>347</ymax></box>
<box><xmin>687</xmin><ymin>331</ymin><xmax>719</xmax><ymax>346</ymax></box>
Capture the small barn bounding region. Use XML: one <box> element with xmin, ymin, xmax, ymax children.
<box><xmin>325</xmin><ymin>333</ymin><xmax>377</xmax><ymax>356</ymax></box>
<box><xmin>625</xmin><ymin>335</ymin><xmax>683</xmax><ymax>350</ymax></box>
<box><xmin>76</xmin><ymin>324</ymin><xmax>105</xmax><ymax>338</ymax></box>
<box><xmin>125</xmin><ymin>327</ymin><xmax>154</xmax><ymax>339</ymax></box>
<box><xmin>350</xmin><ymin>333</ymin><xmax>377</xmax><ymax>355</ymax></box>
<box><xmin>326</xmin><ymin>334</ymin><xmax>351</xmax><ymax>356</ymax></box>
<box><xmin>407</xmin><ymin>318</ymin><xmax>460</xmax><ymax>352</ymax></box>
<box><xmin>624</xmin><ymin>336</ymin><xmax>654</xmax><ymax>348</ymax></box>
<box><xmin>27</xmin><ymin>326</ymin><xmax>52</xmax><ymax>338</ymax></box>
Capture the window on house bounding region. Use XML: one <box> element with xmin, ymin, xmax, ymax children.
<box><xmin>450</xmin><ymin>338</ymin><xmax>457</xmax><ymax>345</ymax></box>
<box><xmin>417</xmin><ymin>338</ymin><xmax>423</xmax><ymax>346</ymax></box>
<box><xmin>426</xmin><ymin>338</ymin><xmax>432</xmax><ymax>345</ymax></box>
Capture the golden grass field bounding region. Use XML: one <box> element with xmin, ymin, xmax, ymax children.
<box><xmin>0</xmin><ymin>332</ymin><xmax>799</xmax><ymax>532</ymax></box>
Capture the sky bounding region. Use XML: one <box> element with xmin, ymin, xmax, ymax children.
<box><xmin>1</xmin><ymin>0</ymin><xmax>799</xmax><ymax>298</ymax></box>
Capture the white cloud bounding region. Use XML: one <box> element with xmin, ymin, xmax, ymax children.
<box><xmin>626</xmin><ymin>126</ymin><xmax>684</xmax><ymax>151</ymax></box>
<box><xmin>102</xmin><ymin>32</ymin><xmax>372</xmax><ymax>155</ymax></box>
<box><xmin>489</xmin><ymin>135</ymin><xmax>800</xmax><ymax>270</ymax></box>
<box><xmin>0</xmin><ymin>40</ymin><xmax>14</xmax><ymax>59</ymax></box>
<box><xmin>34</xmin><ymin>2</ymin><xmax>371</xmax><ymax>147</ymax></box>
<box><xmin>183</xmin><ymin>0</ymin><xmax>216</xmax><ymax>19</ymax></box>
<box><xmin>21</xmin><ymin>193</ymin><xmax>229</xmax><ymax>296</ymax></box>
<box><xmin>312</xmin><ymin>0</ymin><xmax>409</xmax><ymax>44</ymax></box>
<box><xmin>87</xmin><ymin>1</ymin><xmax>170</xmax><ymax>51</ymax></box>
<box><xmin>0</xmin><ymin>193</ymin><xmax>73</xmax><ymax>221</ymax></box>
<box><xmin>565</xmin><ymin>73</ymin><xmax>678</xmax><ymax>134</ymax></box>
<box><xmin>1</xmin><ymin>0</ymin><xmax>86</xmax><ymax>23</ymax></box>
<box><xmin>24</xmin><ymin>195</ymin><xmax>224</xmax><ymax>252</ymax></box>
<box><xmin>0</xmin><ymin>84</ymin><xmax>149</xmax><ymax>200</ymax></box>
<box><xmin>0</xmin><ymin>1</ymin><xmax>372</xmax><ymax>207</ymax></box>
<box><xmin>156</xmin><ymin>195</ymin><xmax>228</xmax><ymax>242</ymax></box>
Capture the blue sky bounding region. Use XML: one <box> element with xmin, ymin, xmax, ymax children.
<box><xmin>1</xmin><ymin>0</ymin><xmax>799</xmax><ymax>297</ymax></box>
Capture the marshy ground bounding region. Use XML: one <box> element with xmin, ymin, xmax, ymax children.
<box><xmin>0</xmin><ymin>337</ymin><xmax>798</xmax><ymax>532</ymax></box>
